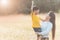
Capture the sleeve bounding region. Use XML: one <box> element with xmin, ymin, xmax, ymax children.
<box><xmin>40</xmin><ymin>23</ymin><xmax>52</xmax><ymax>35</ymax></box>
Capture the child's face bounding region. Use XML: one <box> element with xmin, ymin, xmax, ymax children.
<box><xmin>35</xmin><ymin>10</ymin><xmax>39</xmax><ymax>15</ymax></box>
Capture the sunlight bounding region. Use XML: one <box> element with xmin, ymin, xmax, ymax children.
<box><xmin>1</xmin><ymin>0</ymin><xmax>9</xmax><ymax>6</ymax></box>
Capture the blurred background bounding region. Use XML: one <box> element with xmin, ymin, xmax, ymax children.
<box><xmin>0</xmin><ymin>0</ymin><xmax>60</xmax><ymax>15</ymax></box>
<box><xmin>0</xmin><ymin>0</ymin><xmax>60</xmax><ymax>40</ymax></box>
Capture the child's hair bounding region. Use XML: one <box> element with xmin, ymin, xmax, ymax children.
<box><xmin>49</xmin><ymin>11</ymin><xmax>56</xmax><ymax>40</ymax></box>
<box><xmin>33</xmin><ymin>7</ymin><xmax>39</xmax><ymax>12</ymax></box>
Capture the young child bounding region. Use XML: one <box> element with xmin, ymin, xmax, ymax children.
<box><xmin>31</xmin><ymin>7</ymin><xmax>42</xmax><ymax>40</ymax></box>
<box><xmin>37</xmin><ymin>15</ymin><xmax>53</xmax><ymax>40</ymax></box>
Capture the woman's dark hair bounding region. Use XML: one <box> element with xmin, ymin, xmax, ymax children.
<box><xmin>49</xmin><ymin>11</ymin><xmax>56</xmax><ymax>40</ymax></box>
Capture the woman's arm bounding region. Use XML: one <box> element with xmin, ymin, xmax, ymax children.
<box><xmin>37</xmin><ymin>23</ymin><xmax>52</xmax><ymax>35</ymax></box>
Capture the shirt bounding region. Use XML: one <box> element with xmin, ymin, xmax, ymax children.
<box><xmin>31</xmin><ymin>12</ymin><xmax>41</xmax><ymax>28</ymax></box>
<box><xmin>40</xmin><ymin>21</ymin><xmax>52</xmax><ymax>37</ymax></box>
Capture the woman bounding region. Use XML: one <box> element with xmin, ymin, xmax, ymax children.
<box><xmin>48</xmin><ymin>11</ymin><xmax>56</xmax><ymax>40</ymax></box>
<box><xmin>37</xmin><ymin>15</ymin><xmax>53</xmax><ymax>40</ymax></box>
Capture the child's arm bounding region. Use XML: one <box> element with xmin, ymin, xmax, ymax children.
<box><xmin>30</xmin><ymin>1</ymin><xmax>34</xmax><ymax>16</ymax></box>
<box><xmin>39</xmin><ymin>17</ymin><xmax>45</xmax><ymax>21</ymax></box>
<box><xmin>31</xmin><ymin>1</ymin><xmax>34</xmax><ymax>12</ymax></box>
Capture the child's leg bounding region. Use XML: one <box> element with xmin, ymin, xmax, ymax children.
<box><xmin>37</xmin><ymin>28</ymin><xmax>41</xmax><ymax>40</ymax></box>
<box><xmin>37</xmin><ymin>35</ymin><xmax>40</xmax><ymax>40</ymax></box>
<box><xmin>33</xmin><ymin>28</ymin><xmax>41</xmax><ymax>40</ymax></box>
<box><xmin>37</xmin><ymin>35</ymin><xmax>41</xmax><ymax>40</ymax></box>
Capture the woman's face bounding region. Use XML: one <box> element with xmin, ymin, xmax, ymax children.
<box><xmin>45</xmin><ymin>16</ymin><xmax>51</xmax><ymax>21</ymax></box>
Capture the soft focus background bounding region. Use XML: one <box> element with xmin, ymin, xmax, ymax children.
<box><xmin>0</xmin><ymin>14</ymin><xmax>59</xmax><ymax>40</ymax></box>
<box><xmin>0</xmin><ymin>0</ymin><xmax>60</xmax><ymax>15</ymax></box>
<box><xmin>0</xmin><ymin>0</ymin><xmax>60</xmax><ymax>40</ymax></box>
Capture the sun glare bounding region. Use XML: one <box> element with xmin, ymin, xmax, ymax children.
<box><xmin>1</xmin><ymin>0</ymin><xmax>9</xmax><ymax>6</ymax></box>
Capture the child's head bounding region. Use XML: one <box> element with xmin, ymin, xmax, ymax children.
<box><xmin>33</xmin><ymin>7</ymin><xmax>39</xmax><ymax>15</ymax></box>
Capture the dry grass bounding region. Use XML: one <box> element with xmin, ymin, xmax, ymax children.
<box><xmin>0</xmin><ymin>14</ymin><xmax>59</xmax><ymax>40</ymax></box>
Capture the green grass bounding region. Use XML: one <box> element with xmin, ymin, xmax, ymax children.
<box><xmin>0</xmin><ymin>14</ymin><xmax>59</xmax><ymax>40</ymax></box>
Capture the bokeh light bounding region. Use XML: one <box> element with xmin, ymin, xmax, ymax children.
<box><xmin>0</xmin><ymin>0</ymin><xmax>9</xmax><ymax>6</ymax></box>
<box><xmin>0</xmin><ymin>0</ymin><xmax>20</xmax><ymax>15</ymax></box>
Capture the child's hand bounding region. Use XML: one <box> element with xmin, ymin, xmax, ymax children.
<box><xmin>42</xmin><ymin>20</ymin><xmax>46</xmax><ymax>22</ymax></box>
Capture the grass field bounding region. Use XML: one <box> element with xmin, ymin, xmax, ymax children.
<box><xmin>0</xmin><ymin>14</ymin><xmax>59</xmax><ymax>40</ymax></box>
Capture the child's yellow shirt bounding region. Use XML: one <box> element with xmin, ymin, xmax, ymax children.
<box><xmin>31</xmin><ymin>12</ymin><xmax>41</xmax><ymax>28</ymax></box>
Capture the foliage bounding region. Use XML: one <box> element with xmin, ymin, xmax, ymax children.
<box><xmin>18</xmin><ymin>0</ymin><xmax>60</xmax><ymax>14</ymax></box>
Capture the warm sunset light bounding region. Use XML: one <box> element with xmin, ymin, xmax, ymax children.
<box><xmin>0</xmin><ymin>0</ymin><xmax>20</xmax><ymax>15</ymax></box>
<box><xmin>1</xmin><ymin>0</ymin><xmax>9</xmax><ymax>6</ymax></box>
